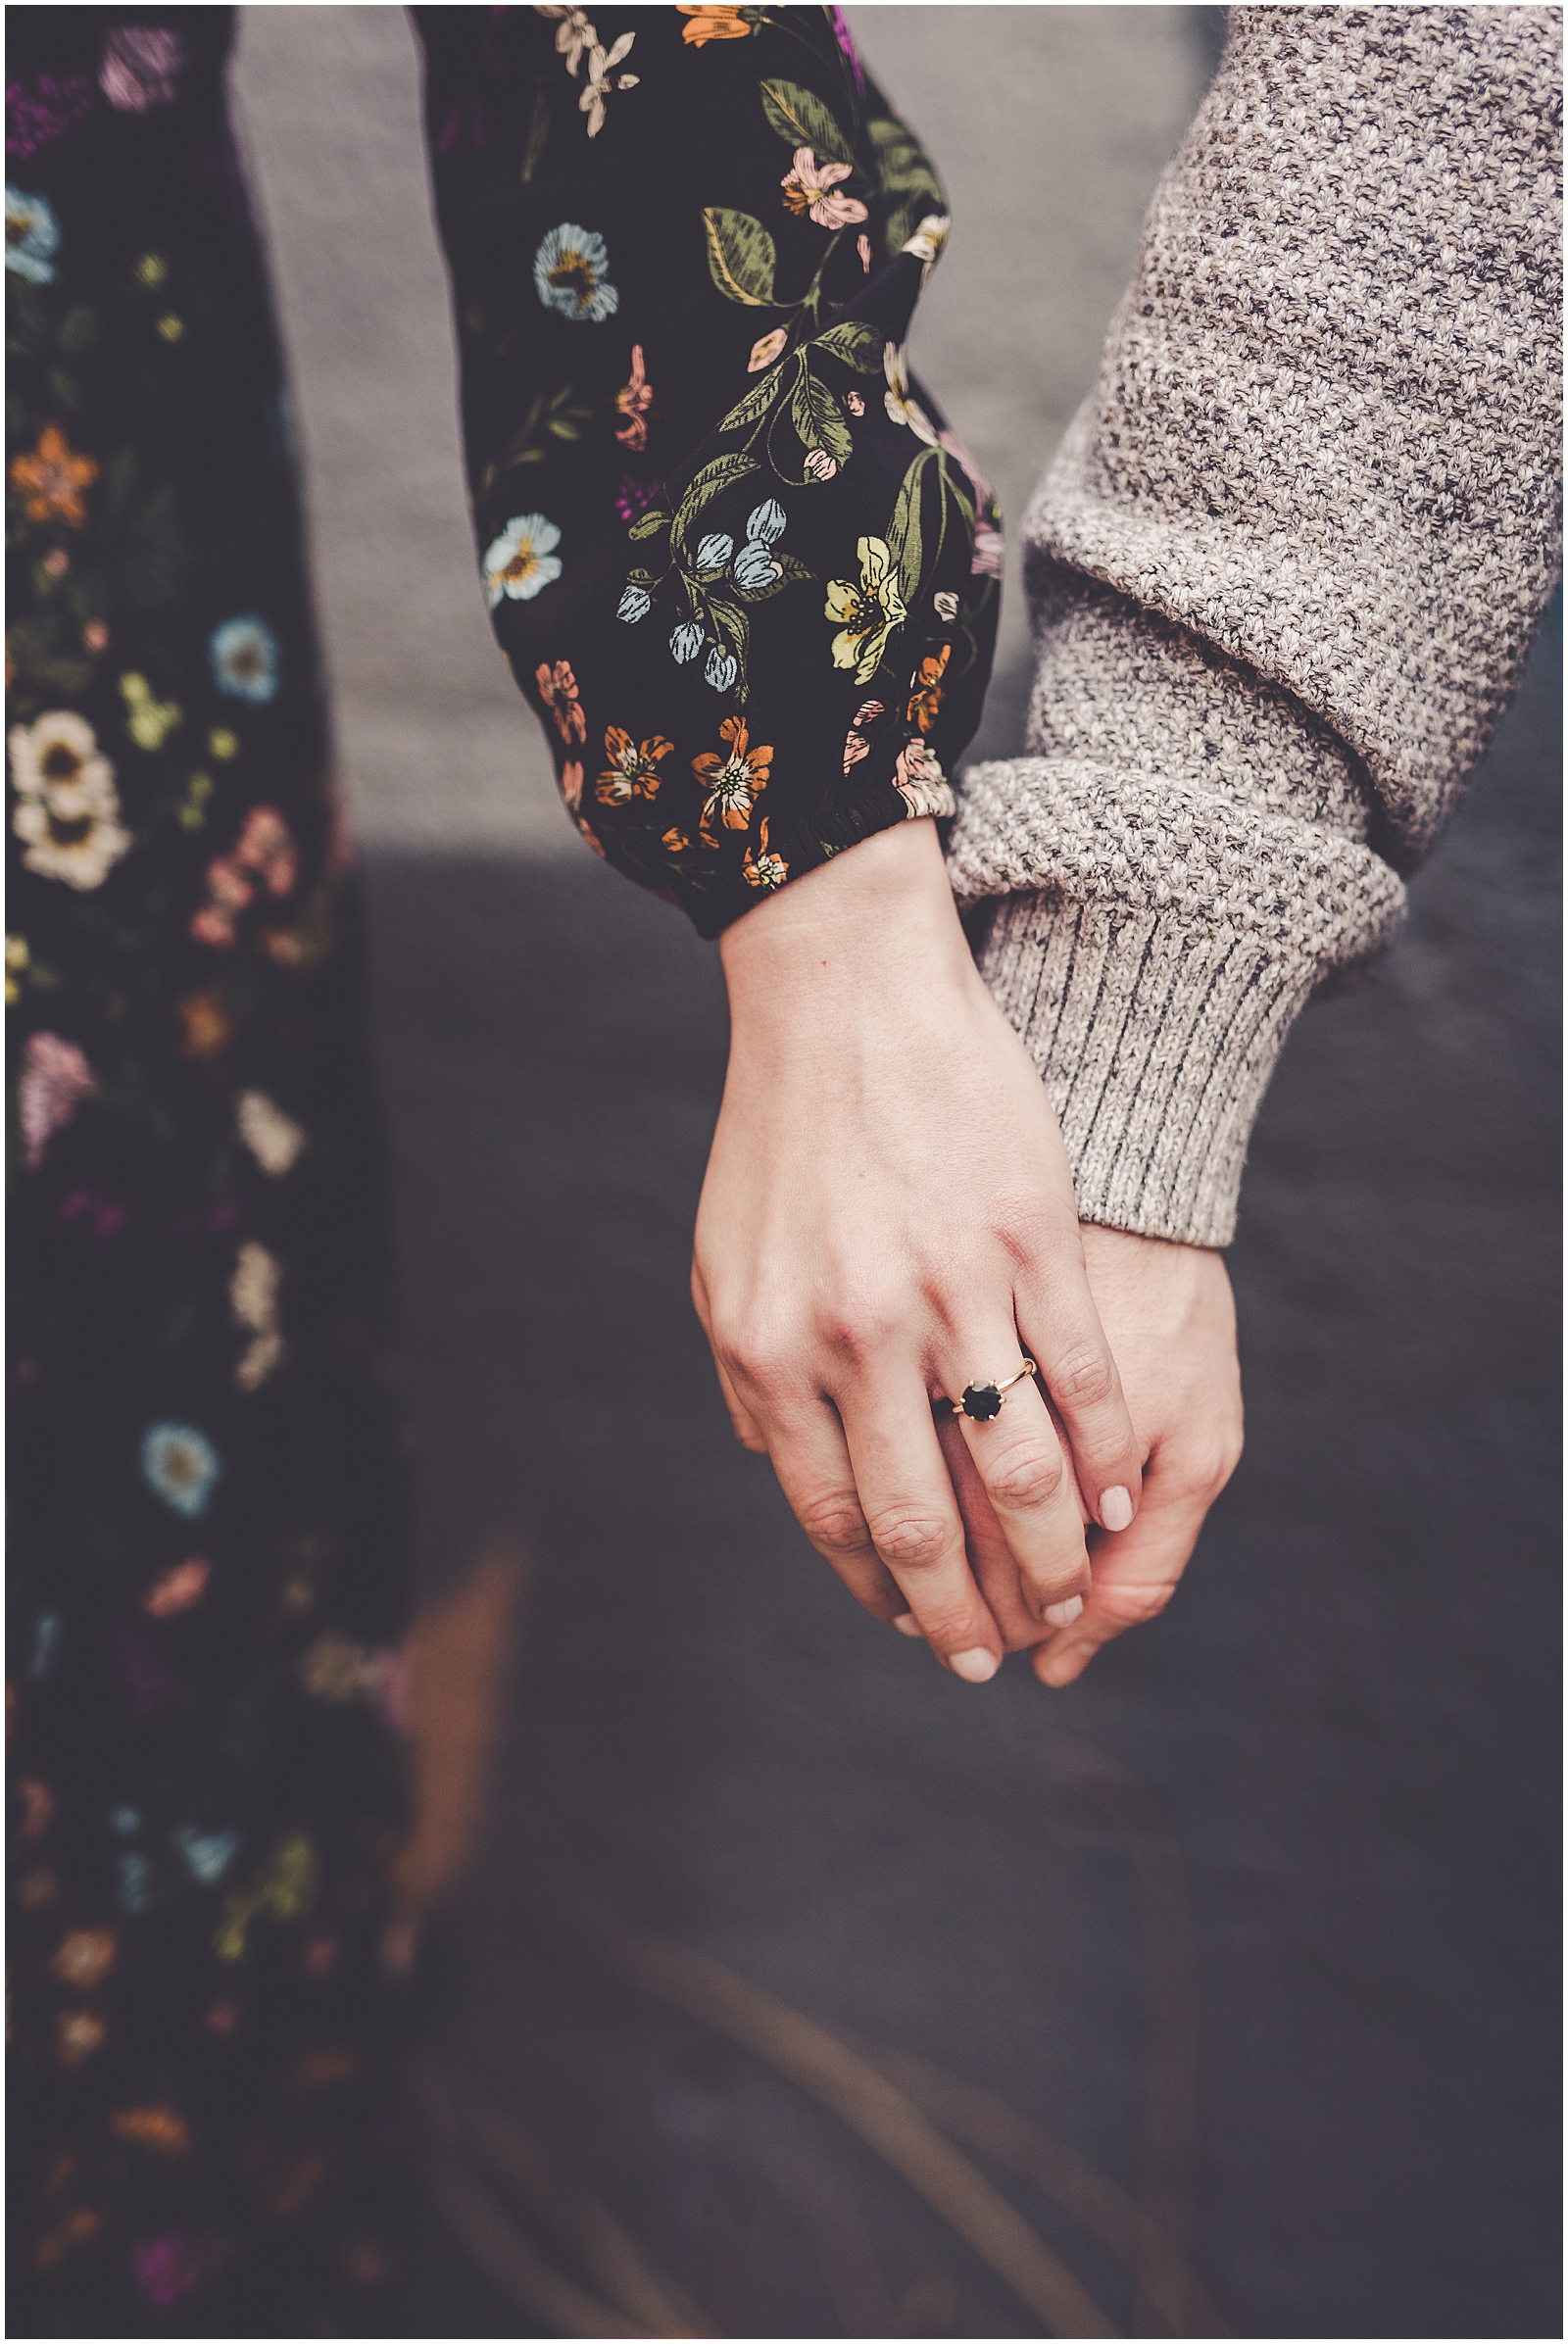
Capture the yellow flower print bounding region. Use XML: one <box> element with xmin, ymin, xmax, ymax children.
<box><xmin>824</xmin><ymin>538</ymin><xmax>906</xmax><ymax>684</ymax></box>
<box><xmin>742</xmin><ymin>817</ymin><xmax>789</xmax><ymax>891</ymax></box>
<box><xmin>595</xmin><ymin>724</ymin><xmax>672</xmax><ymax>806</ymax></box>
<box><xmin>119</xmin><ymin>671</ymin><xmax>182</xmax><ymax>752</ymax></box>
<box><xmin>10</xmin><ymin>424</ymin><xmax>97</xmax><ymax>527</ymax></box>
<box><xmin>692</xmin><ymin>715</ymin><xmax>772</xmax><ymax>842</ymax></box>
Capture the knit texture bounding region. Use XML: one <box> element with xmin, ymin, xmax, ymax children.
<box><xmin>948</xmin><ymin>5</ymin><xmax>1562</xmax><ymax>1244</ymax></box>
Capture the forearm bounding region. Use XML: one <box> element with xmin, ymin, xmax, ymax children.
<box><xmin>948</xmin><ymin>4</ymin><xmax>1562</xmax><ymax>1245</ymax></box>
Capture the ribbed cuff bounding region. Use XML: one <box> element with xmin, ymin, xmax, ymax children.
<box><xmin>978</xmin><ymin>892</ymin><xmax>1331</xmax><ymax>1248</ymax></box>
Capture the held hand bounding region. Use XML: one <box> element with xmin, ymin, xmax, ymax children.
<box><xmin>1027</xmin><ymin>1226</ymin><xmax>1243</xmax><ymax>1685</ymax></box>
<box><xmin>693</xmin><ymin>820</ymin><xmax>1144</xmax><ymax>1681</ymax></box>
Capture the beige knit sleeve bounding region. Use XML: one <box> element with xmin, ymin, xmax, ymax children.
<box><xmin>946</xmin><ymin>5</ymin><xmax>1562</xmax><ymax>1247</ymax></box>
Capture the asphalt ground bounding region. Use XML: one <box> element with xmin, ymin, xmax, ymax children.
<box><xmin>233</xmin><ymin>12</ymin><xmax>1561</xmax><ymax>2335</ymax></box>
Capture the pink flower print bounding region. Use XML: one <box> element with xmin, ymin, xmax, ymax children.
<box><xmin>436</xmin><ymin>95</ymin><xmax>486</xmax><ymax>153</ymax></box>
<box><xmin>560</xmin><ymin>760</ymin><xmax>585</xmax><ymax>815</ymax></box>
<box><xmin>803</xmin><ymin>450</ymin><xmax>838</xmax><ymax>482</ymax></box>
<box><xmin>20</xmin><ymin>1033</ymin><xmax>97</xmax><ymax>1169</ymax></box>
<box><xmin>613</xmin><ymin>343</ymin><xmax>654</xmax><ymax>450</ymax></box>
<box><xmin>857</xmin><ymin>232</ymin><xmax>872</xmax><ymax>274</ymax></box>
<box><xmin>131</xmin><ymin>2235</ymin><xmax>220</xmax><ymax>2311</ymax></box>
<box><xmin>779</xmin><ymin>148</ymin><xmax>868</xmax><ymax>232</ymax></box>
<box><xmin>142</xmin><ymin>1559</ymin><xmax>211</xmax><ymax>1618</ymax></box>
<box><xmin>747</xmin><ymin>327</ymin><xmax>788</xmax><ymax>374</ymax></box>
<box><xmin>5</xmin><ymin>73</ymin><xmax>93</xmax><ymax>159</ymax></box>
<box><xmin>233</xmin><ymin>806</ymin><xmax>298</xmax><ymax>897</ymax></box>
<box><xmin>842</xmin><ymin>697</ymin><xmax>886</xmax><ymax>772</ymax></box>
<box><xmin>970</xmin><ymin>523</ymin><xmax>1004</xmax><ymax>579</ymax></box>
<box><xmin>99</xmin><ymin>28</ymin><xmax>185</xmax><ymax>114</ymax></box>
<box><xmin>82</xmin><ymin>620</ymin><xmax>109</xmax><ymax>654</ymax></box>
<box><xmin>846</xmin><ymin>391</ymin><xmax>865</xmax><ymax>417</ymax></box>
<box><xmin>58</xmin><ymin>1189</ymin><xmax>126</xmax><ymax>1242</ymax></box>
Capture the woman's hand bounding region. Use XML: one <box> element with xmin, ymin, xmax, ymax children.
<box><xmin>692</xmin><ymin>818</ymin><xmax>1144</xmax><ymax>1681</ymax></box>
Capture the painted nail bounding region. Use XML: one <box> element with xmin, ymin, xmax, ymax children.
<box><xmin>893</xmin><ymin>1613</ymin><xmax>924</xmax><ymax>1637</ymax></box>
<box><xmin>1101</xmin><ymin>1486</ymin><xmax>1134</xmax><ymax>1533</ymax></box>
<box><xmin>949</xmin><ymin>1647</ymin><xmax>1000</xmax><ymax>1685</ymax></box>
<box><xmin>1044</xmin><ymin>1595</ymin><xmax>1083</xmax><ymax>1628</ymax></box>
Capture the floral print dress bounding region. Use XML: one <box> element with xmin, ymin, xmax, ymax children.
<box><xmin>8</xmin><ymin>5</ymin><xmax>997</xmax><ymax>2334</ymax></box>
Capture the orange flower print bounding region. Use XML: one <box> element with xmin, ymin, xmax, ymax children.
<box><xmin>595</xmin><ymin>725</ymin><xmax>672</xmax><ymax>806</ymax></box>
<box><xmin>535</xmin><ymin>659</ymin><xmax>586</xmax><ymax>743</ymax></box>
<box><xmin>662</xmin><ymin>825</ymin><xmax>691</xmax><ymax>854</ymax></box>
<box><xmin>52</xmin><ymin>1929</ymin><xmax>117</xmax><ymax>1990</ymax></box>
<box><xmin>142</xmin><ymin>1558</ymin><xmax>211</xmax><ymax>1617</ymax></box>
<box><xmin>110</xmin><ymin>2106</ymin><xmax>192</xmax><ymax>2155</ymax></box>
<box><xmin>613</xmin><ymin>344</ymin><xmax>654</xmax><ymax>450</ymax></box>
<box><xmin>906</xmin><ymin>644</ymin><xmax>950</xmax><ymax>735</ymax></box>
<box><xmin>692</xmin><ymin>715</ymin><xmax>772</xmax><ymax>841</ymax></box>
<box><xmin>10</xmin><ymin>425</ymin><xmax>98</xmax><ymax>528</ymax></box>
<box><xmin>742</xmin><ymin>816</ymin><xmax>788</xmax><ymax>891</ymax></box>
<box><xmin>676</xmin><ymin>3</ymin><xmax>764</xmax><ymax>43</ymax></box>
<box><xmin>176</xmin><ymin>989</ymin><xmax>233</xmax><ymax>1061</ymax></box>
<box><xmin>559</xmin><ymin>759</ymin><xmax>585</xmax><ymax>814</ymax></box>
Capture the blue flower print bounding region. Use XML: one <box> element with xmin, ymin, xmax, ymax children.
<box><xmin>5</xmin><ymin>186</ymin><xmax>60</xmax><ymax>283</ymax></box>
<box><xmin>696</xmin><ymin>532</ymin><xmax>734</xmax><ymax>570</ymax></box>
<box><xmin>209</xmin><ymin>614</ymin><xmax>280</xmax><ymax>704</ymax></box>
<box><xmin>172</xmin><ymin>1825</ymin><xmax>242</xmax><ymax>1884</ymax></box>
<box><xmin>483</xmin><ymin>513</ymin><xmax>564</xmax><ymax>607</ymax></box>
<box><xmin>140</xmin><ymin>1422</ymin><xmax>221</xmax><ymax>1518</ymax></box>
<box><xmin>617</xmin><ymin>585</ymin><xmax>652</xmax><ymax>622</ymax></box>
<box><xmin>109</xmin><ymin>1806</ymin><xmax>143</xmax><ymax>1836</ymax></box>
<box><xmin>28</xmin><ymin>1612</ymin><xmax>62</xmax><ymax>1681</ymax></box>
<box><xmin>705</xmin><ymin>649</ymin><xmax>739</xmax><ymax>693</ymax></box>
<box><xmin>733</xmin><ymin>540</ymin><xmax>779</xmax><ymax>590</ymax></box>
<box><xmin>117</xmin><ymin>1853</ymin><xmax>152</xmax><ymax>1913</ymax></box>
<box><xmin>533</xmin><ymin>223</ymin><xmax>619</xmax><ymax>322</ymax></box>
<box><xmin>746</xmin><ymin>499</ymin><xmax>787</xmax><ymax>547</ymax></box>
<box><xmin>669</xmin><ymin>621</ymin><xmax>704</xmax><ymax>663</ymax></box>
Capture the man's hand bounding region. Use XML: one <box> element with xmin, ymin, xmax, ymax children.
<box><xmin>694</xmin><ymin>819</ymin><xmax>1146</xmax><ymax>1683</ymax></box>
<box><xmin>1030</xmin><ymin>1226</ymin><xmax>1242</xmax><ymax>1685</ymax></box>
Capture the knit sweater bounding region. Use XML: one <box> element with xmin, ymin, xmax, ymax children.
<box><xmin>946</xmin><ymin>5</ymin><xmax>1562</xmax><ymax>1247</ymax></box>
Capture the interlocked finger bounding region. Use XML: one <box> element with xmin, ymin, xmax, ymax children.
<box><xmin>761</xmin><ymin>1397</ymin><xmax>906</xmax><ymax>1626</ymax></box>
<box><xmin>944</xmin><ymin>1347</ymin><xmax>1091</xmax><ymax>1623</ymax></box>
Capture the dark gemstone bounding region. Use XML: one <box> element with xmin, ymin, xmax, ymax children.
<box><xmin>960</xmin><ymin>1380</ymin><xmax>1003</xmax><ymax>1422</ymax></box>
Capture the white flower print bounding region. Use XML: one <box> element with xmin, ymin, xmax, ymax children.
<box><xmin>483</xmin><ymin>513</ymin><xmax>564</xmax><ymax>607</ymax></box>
<box><xmin>9</xmin><ymin>710</ymin><xmax>131</xmax><ymax>892</ymax></box>
<box><xmin>19</xmin><ymin>1032</ymin><xmax>97</xmax><ymax>1169</ymax></box>
<box><xmin>883</xmin><ymin>343</ymin><xmax>939</xmax><ymax>446</ymax></box>
<box><xmin>235</xmin><ymin>1091</ymin><xmax>306</xmax><ymax>1177</ymax></box>
<box><xmin>535</xmin><ymin>6</ymin><xmax>639</xmax><ymax>137</ymax></box>
<box><xmin>230</xmin><ymin>1241</ymin><xmax>285</xmax><ymax>1392</ymax></box>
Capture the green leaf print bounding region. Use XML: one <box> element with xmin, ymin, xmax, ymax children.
<box><xmin>813</xmin><ymin>318</ymin><xmax>884</xmax><ymax>374</ymax></box>
<box><xmin>671</xmin><ymin>451</ymin><xmax>761</xmax><ymax>559</ymax></box>
<box><xmin>760</xmin><ymin>77</ymin><xmax>854</xmax><ymax>167</ymax></box>
<box><xmin>789</xmin><ymin>366</ymin><xmax>853</xmax><ymax>464</ymax></box>
<box><xmin>702</xmin><ymin>209</ymin><xmax>778</xmax><ymax>308</ymax></box>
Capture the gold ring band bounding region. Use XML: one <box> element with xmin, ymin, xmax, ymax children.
<box><xmin>932</xmin><ymin>1358</ymin><xmax>1038</xmax><ymax>1425</ymax></box>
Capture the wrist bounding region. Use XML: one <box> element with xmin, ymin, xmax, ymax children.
<box><xmin>719</xmin><ymin>819</ymin><xmax>976</xmax><ymax>1035</ymax></box>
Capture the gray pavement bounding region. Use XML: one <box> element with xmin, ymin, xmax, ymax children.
<box><xmin>234</xmin><ymin>12</ymin><xmax>1559</xmax><ymax>2336</ymax></box>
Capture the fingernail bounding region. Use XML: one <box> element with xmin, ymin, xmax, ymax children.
<box><xmin>1101</xmin><ymin>1486</ymin><xmax>1134</xmax><ymax>1533</ymax></box>
<box><xmin>949</xmin><ymin>1647</ymin><xmax>1000</xmax><ymax>1685</ymax></box>
<box><xmin>1037</xmin><ymin>1645</ymin><xmax>1085</xmax><ymax>1687</ymax></box>
<box><xmin>893</xmin><ymin>1613</ymin><xmax>924</xmax><ymax>1637</ymax></box>
<box><xmin>1043</xmin><ymin>1595</ymin><xmax>1083</xmax><ymax>1628</ymax></box>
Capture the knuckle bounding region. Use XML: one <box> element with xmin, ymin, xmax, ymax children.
<box><xmin>865</xmin><ymin>1507</ymin><xmax>955</xmax><ymax>1575</ymax></box>
<box><xmin>1045</xmin><ymin>1342</ymin><xmax>1118</xmax><ymax>1413</ymax></box>
<box><xmin>987</xmin><ymin>1443</ymin><xmax>1066</xmax><ymax>1514</ymax></box>
<box><xmin>795</xmin><ymin>1490</ymin><xmax>873</xmax><ymax>1557</ymax></box>
<box><xmin>818</xmin><ymin>1306</ymin><xmax>896</xmax><ymax>1372</ymax></box>
<box><xmin>1102</xmin><ymin>1580</ymin><xmax>1176</xmax><ymax>1630</ymax></box>
<box><xmin>717</xmin><ymin>1319</ymin><xmax>789</xmax><ymax>1392</ymax></box>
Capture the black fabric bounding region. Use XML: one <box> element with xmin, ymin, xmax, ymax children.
<box><xmin>416</xmin><ymin>3</ymin><xmax>1002</xmax><ymax>934</ymax></box>
<box><xmin>7</xmin><ymin>12</ymin><xmax>412</xmax><ymax>2333</ymax></box>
